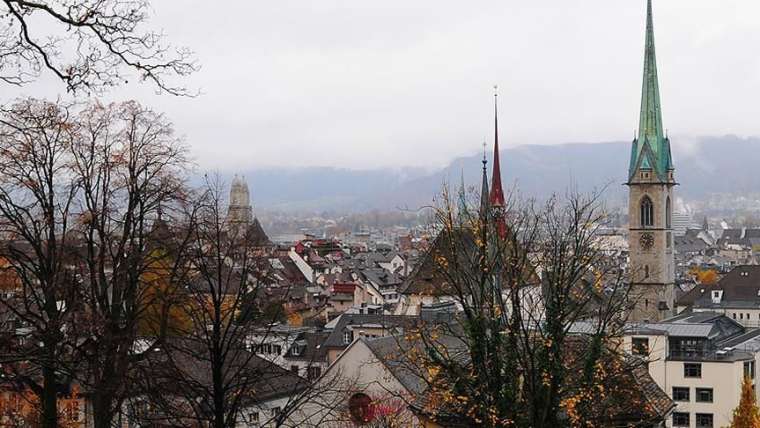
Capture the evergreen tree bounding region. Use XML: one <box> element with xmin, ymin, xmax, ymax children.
<box><xmin>730</xmin><ymin>376</ymin><xmax>760</xmax><ymax>428</ymax></box>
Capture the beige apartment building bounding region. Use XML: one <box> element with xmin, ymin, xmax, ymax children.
<box><xmin>625</xmin><ymin>312</ymin><xmax>760</xmax><ymax>428</ymax></box>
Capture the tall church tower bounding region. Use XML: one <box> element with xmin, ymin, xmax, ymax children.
<box><xmin>227</xmin><ymin>175</ymin><xmax>253</xmax><ymax>226</ymax></box>
<box><xmin>627</xmin><ymin>0</ymin><xmax>676</xmax><ymax>321</ymax></box>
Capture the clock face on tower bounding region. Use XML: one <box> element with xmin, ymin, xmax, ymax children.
<box><xmin>640</xmin><ymin>232</ymin><xmax>655</xmax><ymax>250</ymax></box>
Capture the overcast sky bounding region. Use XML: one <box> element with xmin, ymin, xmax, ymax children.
<box><xmin>6</xmin><ymin>1</ymin><xmax>760</xmax><ymax>170</ymax></box>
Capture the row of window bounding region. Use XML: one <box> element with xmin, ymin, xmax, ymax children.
<box><xmin>682</xmin><ymin>361</ymin><xmax>755</xmax><ymax>380</ymax></box>
<box><xmin>733</xmin><ymin>312</ymin><xmax>760</xmax><ymax>321</ymax></box>
<box><xmin>672</xmin><ymin>386</ymin><xmax>713</xmax><ymax>402</ymax></box>
<box><xmin>252</xmin><ymin>343</ymin><xmax>283</xmax><ymax>355</ymax></box>
<box><xmin>289</xmin><ymin>364</ymin><xmax>322</xmax><ymax>380</ymax></box>
<box><xmin>246</xmin><ymin>406</ymin><xmax>282</xmax><ymax>425</ymax></box>
<box><xmin>673</xmin><ymin>412</ymin><xmax>712</xmax><ymax>428</ymax></box>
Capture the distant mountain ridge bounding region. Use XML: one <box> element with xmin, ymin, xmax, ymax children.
<box><xmin>234</xmin><ymin>135</ymin><xmax>760</xmax><ymax>213</ymax></box>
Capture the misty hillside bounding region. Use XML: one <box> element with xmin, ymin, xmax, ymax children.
<box><xmin>237</xmin><ymin>135</ymin><xmax>760</xmax><ymax>213</ymax></box>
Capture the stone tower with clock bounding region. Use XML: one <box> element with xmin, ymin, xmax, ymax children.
<box><xmin>627</xmin><ymin>0</ymin><xmax>676</xmax><ymax>321</ymax></box>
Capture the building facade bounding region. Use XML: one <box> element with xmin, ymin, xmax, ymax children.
<box><xmin>625</xmin><ymin>312</ymin><xmax>760</xmax><ymax>428</ymax></box>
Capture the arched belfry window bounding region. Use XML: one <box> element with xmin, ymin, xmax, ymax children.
<box><xmin>666</xmin><ymin>197</ymin><xmax>672</xmax><ymax>229</ymax></box>
<box><xmin>640</xmin><ymin>196</ymin><xmax>654</xmax><ymax>227</ymax></box>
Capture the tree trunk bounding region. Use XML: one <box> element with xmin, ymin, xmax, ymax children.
<box><xmin>41</xmin><ymin>358</ymin><xmax>58</xmax><ymax>428</ymax></box>
<box><xmin>92</xmin><ymin>392</ymin><xmax>115</xmax><ymax>428</ymax></box>
<box><xmin>212</xmin><ymin>336</ymin><xmax>226</xmax><ymax>428</ymax></box>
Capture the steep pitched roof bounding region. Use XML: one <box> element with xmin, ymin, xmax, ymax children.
<box><xmin>628</xmin><ymin>0</ymin><xmax>673</xmax><ymax>182</ymax></box>
<box><xmin>399</xmin><ymin>227</ymin><xmax>478</xmax><ymax>296</ymax></box>
<box><xmin>246</xmin><ymin>217</ymin><xmax>272</xmax><ymax>247</ymax></box>
<box><xmin>489</xmin><ymin>92</ymin><xmax>505</xmax><ymax>209</ymax></box>
<box><xmin>399</xmin><ymin>227</ymin><xmax>537</xmax><ymax>297</ymax></box>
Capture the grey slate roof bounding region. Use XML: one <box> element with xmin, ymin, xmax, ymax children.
<box><xmin>284</xmin><ymin>331</ymin><xmax>330</xmax><ymax>362</ymax></box>
<box><xmin>688</xmin><ymin>265</ymin><xmax>760</xmax><ymax>310</ymax></box>
<box><xmin>627</xmin><ymin>311</ymin><xmax>744</xmax><ymax>341</ymax></box>
<box><xmin>322</xmin><ymin>313</ymin><xmax>420</xmax><ymax>349</ymax></box>
<box><xmin>627</xmin><ymin>323</ymin><xmax>713</xmax><ymax>338</ymax></box>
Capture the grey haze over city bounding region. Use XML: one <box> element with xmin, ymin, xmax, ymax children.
<box><xmin>4</xmin><ymin>1</ymin><xmax>760</xmax><ymax>425</ymax></box>
<box><xmin>4</xmin><ymin>1</ymin><xmax>760</xmax><ymax>173</ymax></box>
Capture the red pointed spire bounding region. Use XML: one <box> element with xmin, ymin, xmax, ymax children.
<box><xmin>489</xmin><ymin>87</ymin><xmax>505</xmax><ymax>208</ymax></box>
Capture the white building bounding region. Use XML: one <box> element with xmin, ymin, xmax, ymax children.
<box><xmin>624</xmin><ymin>312</ymin><xmax>760</xmax><ymax>428</ymax></box>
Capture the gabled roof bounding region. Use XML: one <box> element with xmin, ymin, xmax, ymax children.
<box><xmin>689</xmin><ymin>265</ymin><xmax>760</xmax><ymax>309</ymax></box>
<box><xmin>246</xmin><ymin>217</ymin><xmax>272</xmax><ymax>247</ymax></box>
<box><xmin>363</xmin><ymin>336</ymin><xmax>430</xmax><ymax>396</ymax></box>
<box><xmin>399</xmin><ymin>225</ymin><xmax>537</xmax><ymax>297</ymax></box>
<box><xmin>360</xmin><ymin>267</ymin><xmax>403</xmax><ymax>288</ymax></box>
<box><xmin>322</xmin><ymin>313</ymin><xmax>419</xmax><ymax>349</ymax></box>
<box><xmin>398</xmin><ymin>227</ymin><xmax>477</xmax><ymax>296</ymax></box>
<box><xmin>135</xmin><ymin>341</ymin><xmax>308</xmax><ymax>404</ymax></box>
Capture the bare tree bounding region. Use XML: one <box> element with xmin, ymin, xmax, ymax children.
<box><xmin>0</xmin><ymin>98</ymin><xmax>80</xmax><ymax>428</ymax></box>
<box><xmin>0</xmin><ymin>0</ymin><xmax>196</xmax><ymax>94</ymax></box>
<box><xmin>68</xmin><ymin>100</ymin><xmax>192</xmax><ymax>428</ymax></box>
<box><xmin>124</xmin><ymin>176</ymin><xmax>292</xmax><ymax>428</ymax></box>
<box><xmin>0</xmin><ymin>98</ymin><xmax>193</xmax><ymax>428</ymax></box>
<box><xmin>394</xmin><ymin>187</ymin><xmax>657</xmax><ymax>427</ymax></box>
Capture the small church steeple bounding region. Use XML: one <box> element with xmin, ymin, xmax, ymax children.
<box><xmin>479</xmin><ymin>143</ymin><xmax>490</xmax><ymax>219</ymax></box>
<box><xmin>489</xmin><ymin>86</ymin><xmax>506</xmax><ymax>209</ymax></box>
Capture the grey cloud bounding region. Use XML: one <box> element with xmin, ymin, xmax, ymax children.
<box><xmin>4</xmin><ymin>0</ymin><xmax>759</xmax><ymax>171</ymax></box>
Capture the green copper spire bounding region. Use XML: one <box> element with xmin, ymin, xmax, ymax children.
<box><xmin>629</xmin><ymin>0</ymin><xmax>673</xmax><ymax>182</ymax></box>
<box><xmin>639</xmin><ymin>0</ymin><xmax>663</xmax><ymax>144</ymax></box>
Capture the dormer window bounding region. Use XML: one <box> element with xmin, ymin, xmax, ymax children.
<box><xmin>711</xmin><ymin>290</ymin><xmax>723</xmax><ymax>304</ymax></box>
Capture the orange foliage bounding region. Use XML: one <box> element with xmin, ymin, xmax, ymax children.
<box><xmin>0</xmin><ymin>257</ymin><xmax>20</xmax><ymax>292</ymax></box>
<box><xmin>689</xmin><ymin>267</ymin><xmax>719</xmax><ymax>285</ymax></box>
<box><xmin>137</xmin><ymin>249</ymin><xmax>240</xmax><ymax>336</ymax></box>
<box><xmin>0</xmin><ymin>386</ymin><xmax>83</xmax><ymax>428</ymax></box>
<box><xmin>138</xmin><ymin>249</ymin><xmax>192</xmax><ymax>336</ymax></box>
<box><xmin>729</xmin><ymin>376</ymin><xmax>760</xmax><ymax>428</ymax></box>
